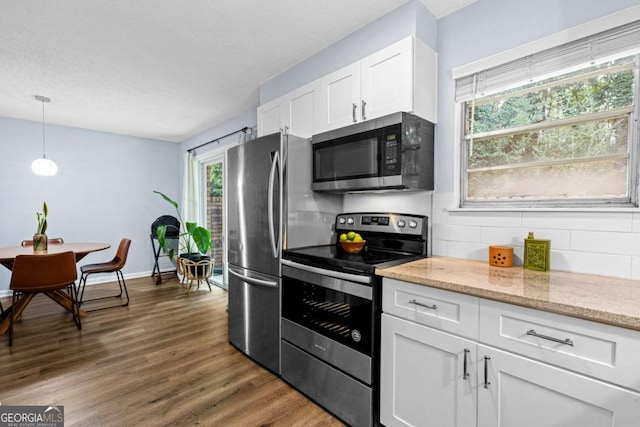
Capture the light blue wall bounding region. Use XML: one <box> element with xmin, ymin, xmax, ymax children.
<box><xmin>260</xmin><ymin>0</ymin><xmax>437</xmax><ymax>105</ymax></box>
<box><xmin>0</xmin><ymin>116</ymin><xmax>180</xmax><ymax>292</ymax></box>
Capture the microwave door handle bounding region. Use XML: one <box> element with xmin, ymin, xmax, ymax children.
<box><xmin>268</xmin><ymin>150</ymin><xmax>280</xmax><ymax>258</ymax></box>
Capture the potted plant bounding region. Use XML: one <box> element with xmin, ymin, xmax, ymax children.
<box><xmin>33</xmin><ymin>201</ymin><xmax>48</xmax><ymax>252</ymax></box>
<box><xmin>153</xmin><ymin>191</ymin><xmax>213</xmax><ymax>275</ymax></box>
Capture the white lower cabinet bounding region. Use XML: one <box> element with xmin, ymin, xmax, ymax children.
<box><xmin>477</xmin><ymin>345</ymin><xmax>640</xmax><ymax>427</ymax></box>
<box><xmin>380</xmin><ymin>278</ymin><xmax>640</xmax><ymax>427</ymax></box>
<box><xmin>380</xmin><ymin>313</ymin><xmax>477</xmax><ymax>427</ymax></box>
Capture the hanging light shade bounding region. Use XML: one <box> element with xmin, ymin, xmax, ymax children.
<box><xmin>32</xmin><ymin>95</ymin><xmax>58</xmax><ymax>176</ymax></box>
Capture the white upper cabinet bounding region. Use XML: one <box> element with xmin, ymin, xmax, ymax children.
<box><xmin>319</xmin><ymin>62</ymin><xmax>361</xmax><ymax>130</ymax></box>
<box><xmin>257</xmin><ymin>35</ymin><xmax>438</xmax><ymax>138</ymax></box>
<box><xmin>320</xmin><ymin>36</ymin><xmax>437</xmax><ymax>132</ymax></box>
<box><xmin>257</xmin><ymin>98</ymin><xmax>287</xmax><ymax>137</ymax></box>
<box><xmin>257</xmin><ymin>80</ymin><xmax>321</xmax><ymax>138</ymax></box>
<box><xmin>287</xmin><ymin>81</ymin><xmax>321</xmax><ymax>138</ymax></box>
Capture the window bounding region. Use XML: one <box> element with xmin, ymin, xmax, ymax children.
<box><xmin>457</xmin><ymin>21</ymin><xmax>640</xmax><ymax>208</ymax></box>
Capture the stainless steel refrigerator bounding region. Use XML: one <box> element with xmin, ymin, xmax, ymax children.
<box><xmin>227</xmin><ymin>131</ymin><xmax>341</xmax><ymax>374</ymax></box>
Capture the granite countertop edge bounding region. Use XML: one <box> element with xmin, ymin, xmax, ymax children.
<box><xmin>376</xmin><ymin>256</ymin><xmax>640</xmax><ymax>332</ymax></box>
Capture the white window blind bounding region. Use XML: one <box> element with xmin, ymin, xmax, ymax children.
<box><xmin>455</xmin><ymin>19</ymin><xmax>640</xmax><ymax>102</ymax></box>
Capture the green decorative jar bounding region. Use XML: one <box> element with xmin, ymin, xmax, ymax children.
<box><xmin>523</xmin><ymin>232</ymin><xmax>550</xmax><ymax>271</ymax></box>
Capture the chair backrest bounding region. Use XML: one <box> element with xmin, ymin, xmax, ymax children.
<box><xmin>151</xmin><ymin>215</ymin><xmax>180</xmax><ymax>237</ymax></box>
<box><xmin>10</xmin><ymin>251</ymin><xmax>77</xmax><ymax>292</ymax></box>
<box><xmin>21</xmin><ymin>237</ymin><xmax>65</xmax><ymax>247</ymax></box>
<box><xmin>112</xmin><ymin>238</ymin><xmax>132</xmax><ymax>269</ymax></box>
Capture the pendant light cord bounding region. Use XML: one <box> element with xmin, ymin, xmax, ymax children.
<box><xmin>41</xmin><ymin>98</ymin><xmax>46</xmax><ymax>158</ymax></box>
<box><xmin>35</xmin><ymin>95</ymin><xmax>50</xmax><ymax>158</ymax></box>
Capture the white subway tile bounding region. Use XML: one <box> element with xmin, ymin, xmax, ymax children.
<box><xmin>431</xmin><ymin>239</ymin><xmax>447</xmax><ymax>256</ymax></box>
<box><xmin>432</xmin><ymin>224</ymin><xmax>481</xmax><ymax>242</ymax></box>
<box><xmin>522</xmin><ymin>211</ymin><xmax>632</xmax><ymax>232</ymax></box>
<box><xmin>446</xmin><ymin>241</ymin><xmax>488</xmax><ymax>262</ymax></box>
<box><xmin>631</xmin><ymin>256</ymin><xmax>640</xmax><ymax>280</ymax></box>
<box><xmin>571</xmin><ymin>230</ymin><xmax>640</xmax><ymax>256</ymax></box>
<box><xmin>446</xmin><ymin>210</ymin><xmax>522</xmax><ymax>227</ymax></box>
<box><xmin>550</xmin><ymin>250</ymin><xmax>631</xmax><ymax>279</ymax></box>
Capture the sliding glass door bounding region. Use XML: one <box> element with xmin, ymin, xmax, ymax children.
<box><xmin>201</xmin><ymin>155</ymin><xmax>225</xmax><ymax>289</ymax></box>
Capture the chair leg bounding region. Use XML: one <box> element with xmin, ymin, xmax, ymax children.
<box><xmin>67</xmin><ymin>283</ymin><xmax>82</xmax><ymax>330</ymax></box>
<box><xmin>8</xmin><ymin>292</ymin><xmax>16</xmax><ymax>346</ymax></box>
<box><xmin>79</xmin><ymin>270</ymin><xmax>129</xmax><ymax>311</ymax></box>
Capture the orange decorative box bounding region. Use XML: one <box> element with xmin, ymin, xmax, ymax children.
<box><xmin>489</xmin><ymin>246</ymin><xmax>513</xmax><ymax>267</ymax></box>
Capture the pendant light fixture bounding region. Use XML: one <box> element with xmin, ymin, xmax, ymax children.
<box><xmin>31</xmin><ymin>95</ymin><xmax>58</xmax><ymax>176</ymax></box>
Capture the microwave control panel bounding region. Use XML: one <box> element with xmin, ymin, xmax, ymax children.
<box><xmin>383</xmin><ymin>133</ymin><xmax>400</xmax><ymax>176</ymax></box>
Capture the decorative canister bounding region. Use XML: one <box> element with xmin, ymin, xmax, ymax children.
<box><xmin>489</xmin><ymin>245</ymin><xmax>514</xmax><ymax>267</ymax></box>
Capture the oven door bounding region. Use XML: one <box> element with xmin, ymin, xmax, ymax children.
<box><xmin>281</xmin><ymin>261</ymin><xmax>374</xmax><ymax>384</ymax></box>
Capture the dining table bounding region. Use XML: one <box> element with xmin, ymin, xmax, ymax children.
<box><xmin>0</xmin><ymin>242</ymin><xmax>110</xmax><ymax>334</ymax></box>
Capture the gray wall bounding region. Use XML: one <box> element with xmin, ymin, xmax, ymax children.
<box><xmin>0</xmin><ymin>116</ymin><xmax>180</xmax><ymax>293</ymax></box>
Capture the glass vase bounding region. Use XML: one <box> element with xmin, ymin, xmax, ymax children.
<box><xmin>33</xmin><ymin>233</ymin><xmax>48</xmax><ymax>253</ymax></box>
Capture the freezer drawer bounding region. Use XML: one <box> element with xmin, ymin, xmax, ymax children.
<box><xmin>281</xmin><ymin>340</ymin><xmax>372</xmax><ymax>427</ymax></box>
<box><xmin>228</xmin><ymin>264</ymin><xmax>280</xmax><ymax>375</ymax></box>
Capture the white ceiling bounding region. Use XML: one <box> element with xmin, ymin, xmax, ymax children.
<box><xmin>0</xmin><ymin>0</ymin><xmax>474</xmax><ymax>143</ymax></box>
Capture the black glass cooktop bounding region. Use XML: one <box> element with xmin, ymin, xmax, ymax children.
<box><xmin>283</xmin><ymin>244</ymin><xmax>423</xmax><ymax>275</ymax></box>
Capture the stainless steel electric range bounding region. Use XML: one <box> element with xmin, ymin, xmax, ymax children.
<box><xmin>281</xmin><ymin>212</ymin><xmax>428</xmax><ymax>427</ymax></box>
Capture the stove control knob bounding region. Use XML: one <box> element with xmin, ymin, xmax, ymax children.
<box><xmin>338</xmin><ymin>217</ymin><xmax>346</xmax><ymax>224</ymax></box>
<box><xmin>397</xmin><ymin>220</ymin><xmax>406</xmax><ymax>228</ymax></box>
<box><xmin>347</xmin><ymin>217</ymin><xmax>354</xmax><ymax>225</ymax></box>
<box><xmin>409</xmin><ymin>220</ymin><xmax>418</xmax><ymax>228</ymax></box>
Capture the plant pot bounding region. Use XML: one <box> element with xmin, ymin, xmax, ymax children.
<box><xmin>179</xmin><ymin>253</ymin><xmax>212</xmax><ymax>277</ymax></box>
<box><xmin>33</xmin><ymin>233</ymin><xmax>48</xmax><ymax>253</ymax></box>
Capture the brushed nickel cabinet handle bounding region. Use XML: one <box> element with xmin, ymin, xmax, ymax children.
<box><xmin>361</xmin><ymin>100</ymin><xmax>367</xmax><ymax>120</ymax></box>
<box><xmin>408</xmin><ymin>299</ymin><xmax>437</xmax><ymax>310</ymax></box>
<box><xmin>463</xmin><ymin>348</ymin><xmax>470</xmax><ymax>380</ymax></box>
<box><xmin>352</xmin><ymin>103</ymin><xmax>357</xmax><ymax>123</ymax></box>
<box><xmin>527</xmin><ymin>329</ymin><xmax>574</xmax><ymax>347</ymax></box>
<box><xmin>483</xmin><ymin>355</ymin><xmax>491</xmax><ymax>389</ymax></box>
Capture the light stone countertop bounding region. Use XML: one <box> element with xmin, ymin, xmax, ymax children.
<box><xmin>376</xmin><ymin>256</ymin><xmax>640</xmax><ymax>332</ymax></box>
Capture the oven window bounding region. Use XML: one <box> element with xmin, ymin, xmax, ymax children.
<box><xmin>282</xmin><ymin>277</ymin><xmax>372</xmax><ymax>355</ymax></box>
<box><xmin>314</xmin><ymin>136</ymin><xmax>379</xmax><ymax>181</ymax></box>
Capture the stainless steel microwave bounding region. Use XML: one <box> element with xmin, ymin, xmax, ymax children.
<box><xmin>311</xmin><ymin>112</ymin><xmax>434</xmax><ymax>193</ymax></box>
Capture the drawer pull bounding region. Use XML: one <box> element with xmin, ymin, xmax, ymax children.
<box><xmin>463</xmin><ymin>348</ymin><xmax>470</xmax><ymax>380</ymax></box>
<box><xmin>483</xmin><ymin>355</ymin><xmax>491</xmax><ymax>389</ymax></box>
<box><xmin>526</xmin><ymin>329</ymin><xmax>574</xmax><ymax>347</ymax></box>
<box><xmin>409</xmin><ymin>299</ymin><xmax>437</xmax><ymax>310</ymax></box>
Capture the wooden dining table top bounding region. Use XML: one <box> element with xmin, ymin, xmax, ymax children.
<box><xmin>0</xmin><ymin>242</ymin><xmax>111</xmax><ymax>270</ymax></box>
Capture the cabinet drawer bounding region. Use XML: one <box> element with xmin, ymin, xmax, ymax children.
<box><xmin>383</xmin><ymin>278</ymin><xmax>479</xmax><ymax>340</ymax></box>
<box><xmin>479</xmin><ymin>299</ymin><xmax>640</xmax><ymax>391</ymax></box>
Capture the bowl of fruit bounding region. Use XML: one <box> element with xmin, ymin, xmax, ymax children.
<box><xmin>339</xmin><ymin>231</ymin><xmax>366</xmax><ymax>254</ymax></box>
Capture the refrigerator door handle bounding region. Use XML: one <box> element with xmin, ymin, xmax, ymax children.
<box><xmin>228</xmin><ymin>266</ymin><xmax>279</xmax><ymax>288</ymax></box>
<box><xmin>268</xmin><ymin>150</ymin><xmax>281</xmax><ymax>258</ymax></box>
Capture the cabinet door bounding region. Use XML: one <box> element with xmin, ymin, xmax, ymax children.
<box><xmin>258</xmin><ymin>98</ymin><xmax>288</xmax><ymax>137</ymax></box>
<box><xmin>380</xmin><ymin>314</ymin><xmax>477</xmax><ymax>427</ymax></box>
<box><xmin>477</xmin><ymin>345</ymin><xmax>640</xmax><ymax>427</ymax></box>
<box><xmin>360</xmin><ymin>37</ymin><xmax>412</xmax><ymax>122</ymax></box>
<box><xmin>287</xmin><ymin>80</ymin><xmax>321</xmax><ymax>138</ymax></box>
<box><xmin>320</xmin><ymin>62</ymin><xmax>360</xmax><ymax>131</ymax></box>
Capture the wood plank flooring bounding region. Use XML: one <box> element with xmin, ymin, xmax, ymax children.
<box><xmin>0</xmin><ymin>276</ymin><xmax>345</xmax><ymax>426</ymax></box>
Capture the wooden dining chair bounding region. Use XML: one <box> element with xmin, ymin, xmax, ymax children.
<box><xmin>8</xmin><ymin>251</ymin><xmax>80</xmax><ymax>346</ymax></box>
<box><xmin>21</xmin><ymin>237</ymin><xmax>65</xmax><ymax>246</ymax></box>
<box><xmin>77</xmin><ymin>238</ymin><xmax>131</xmax><ymax>311</ymax></box>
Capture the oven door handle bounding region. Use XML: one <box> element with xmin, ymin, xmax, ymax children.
<box><xmin>281</xmin><ymin>259</ymin><xmax>372</xmax><ymax>285</ymax></box>
<box><xmin>228</xmin><ymin>267</ymin><xmax>278</xmax><ymax>288</ymax></box>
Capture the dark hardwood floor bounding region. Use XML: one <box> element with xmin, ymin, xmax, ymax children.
<box><xmin>0</xmin><ymin>276</ymin><xmax>344</xmax><ymax>426</ymax></box>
